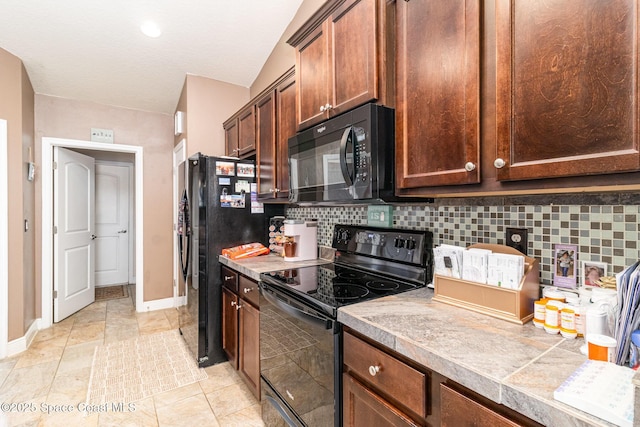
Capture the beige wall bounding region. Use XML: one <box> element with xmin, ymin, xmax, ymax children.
<box><xmin>0</xmin><ymin>48</ymin><xmax>35</xmax><ymax>341</ymax></box>
<box><xmin>35</xmin><ymin>95</ymin><xmax>175</xmax><ymax>302</ymax></box>
<box><xmin>250</xmin><ymin>0</ymin><xmax>327</xmax><ymax>97</ymax></box>
<box><xmin>175</xmin><ymin>74</ymin><xmax>249</xmax><ymax>157</ymax></box>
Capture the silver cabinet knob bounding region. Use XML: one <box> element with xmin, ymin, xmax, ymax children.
<box><xmin>494</xmin><ymin>158</ymin><xmax>506</xmax><ymax>168</ymax></box>
<box><xmin>230</xmin><ymin>301</ymin><xmax>236</xmax><ymax>307</ymax></box>
<box><xmin>325</xmin><ymin>103</ymin><xmax>332</xmax><ymax>110</ymax></box>
<box><xmin>243</xmin><ymin>288</ymin><xmax>252</xmax><ymax>293</ymax></box>
<box><xmin>464</xmin><ymin>162</ymin><xmax>476</xmax><ymax>172</ymax></box>
<box><xmin>319</xmin><ymin>105</ymin><xmax>325</xmax><ymax>112</ymax></box>
<box><xmin>274</xmin><ymin>188</ymin><xmax>280</xmax><ymax>192</ymax></box>
<box><xmin>368</xmin><ymin>365</ymin><xmax>381</xmax><ymax>376</ymax></box>
<box><xmin>224</xmin><ymin>275</ymin><xmax>233</xmax><ymax>281</ymax></box>
<box><xmin>236</xmin><ymin>304</ymin><xmax>242</xmax><ymax>311</ymax></box>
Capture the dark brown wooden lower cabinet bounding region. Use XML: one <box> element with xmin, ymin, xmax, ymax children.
<box><xmin>239</xmin><ymin>299</ymin><xmax>260</xmax><ymax>399</ymax></box>
<box><xmin>222</xmin><ymin>287</ymin><xmax>238</xmax><ymax>369</ymax></box>
<box><xmin>220</xmin><ymin>267</ymin><xmax>260</xmax><ymax>399</ymax></box>
<box><xmin>343</xmin><ymin>374</ymin><xmax>420</xmax><ymax>427</ymax></box>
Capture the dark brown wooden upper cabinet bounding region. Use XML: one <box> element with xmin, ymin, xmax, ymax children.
<box><xmin>224</xmin><ymin>117</ymin><xmax>239</xmax><ymax>157</ymax></box>
<box><xmin>275</xmin><ymin>72</ymin><xmax>296</xmax><ymax>199</ymax></box>
<box><xmin>495</xmin><ymin>0</ymin><xmax>640</xmax><ymax>181</ymax></box>
<box><xmin>238</xmin><ymin>105</ymin><xmax>256</xmax><ymax>156</ymax></box>
<box><xmin>256</xmin><ymin>69</ymin><xmax>295</xmax><ymax>201</ymax></box>
<box><xmin>290</xmin><ymin>0</ymin><xmax>391</xmax><ymax>131</ymax></box>
<box><xmin>256</xmin><ymin>90</ymin><xmax>277</xmax><ymax>198</ymax></box>
<box><xmin>395</xmin><ymin>0</ymin><xmax>481</xmax><ymax>189</ymax></box>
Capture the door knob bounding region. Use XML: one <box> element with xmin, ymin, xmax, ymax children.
<box><xmin>118</xmin><ymin>230</ymin><xmax>127</xmax><ymax>233</ymax></box>
<box><xmin>494</xmin><ymin>158</ymin><xmax>506</xmax><ymax>169</ymax></box>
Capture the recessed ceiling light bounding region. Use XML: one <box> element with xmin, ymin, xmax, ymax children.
<box><xmin>140</xmin><ymin>21</ymin><xmax>161</xmax><ymax>38</ymax></box>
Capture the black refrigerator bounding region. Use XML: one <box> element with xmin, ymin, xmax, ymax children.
<box><xmin>179</xmin><ymin>153</ymin><xmax>284</xmax><ymax>367</ymax></box>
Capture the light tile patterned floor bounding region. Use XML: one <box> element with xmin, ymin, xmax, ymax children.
<box><xmin>0</xmin><ymin>286</ymin><xmax>263</xmax><ymax>427</ymax></box>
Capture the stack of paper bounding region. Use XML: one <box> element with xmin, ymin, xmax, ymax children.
<box><xmin>433</xmin><ymin>245</ymin><xmax>464</xmax><ymax>279</ymax></box>
<box><xmin>613</xmin><ymin>261</ymin><xmax>640</xmax><ymax>366</ymax></box>
<box><xmin>486</xmin><ymin>253</ymin><xmax>525</xmax><ymax>289</ymax></box>
<box><xmin>462</xmin><ymin>248</ymin><xmax>491</xmax><ymax>284</ymax></box>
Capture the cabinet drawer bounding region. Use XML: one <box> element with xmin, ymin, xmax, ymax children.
<box><xmin>239</xmin><ymin>275</ymin><xmax>259</xmax><ymax>307</ymax></box>
<box><xmin>441</xmin><ymin>383</ymin><xmax>525</xmax><ymax>427</ymax></box>
<box><xmin>221</xmin><ymin>266</ymin><xmax>238</xmax><ymax>293</ymax></box>
<box><xmin>343</xmin><ymin>331</ymin><xmax>428</xmax><ymax>418</ymax></box>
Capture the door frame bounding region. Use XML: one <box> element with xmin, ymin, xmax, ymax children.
<box><xmin>0</xmin><ymin>119</ymin><xmax>8</xmax><ymax>358</ymax></box>
<box><xmin>41</xmin><ymin>137</ymin><xmax>144</xmax><ymax>329</ymax></box>
<box><xmin>172</xmin><ymin>139</ymin><xmax>187</xmax><ymax>307</ymax></box>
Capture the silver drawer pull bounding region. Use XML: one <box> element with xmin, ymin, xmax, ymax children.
<box><xmin>224</xmin><ymin>275</ymin><xmax>233</xmax><ymax>280</ymax></box>
<box><xmin>243</xmin><ymin>287</ymin><xmax>252</xmax><ymax>293</ymax></box>
<box><xmin>368</xmin><ymin>365</ymin><xmax>381</xmax><ymax>376</ymax></box>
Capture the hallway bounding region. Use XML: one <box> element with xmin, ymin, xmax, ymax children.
<box><xmin>0</xmin><ymin>288</ymin><xmax>263</xmax><ymax>426</ymax></box>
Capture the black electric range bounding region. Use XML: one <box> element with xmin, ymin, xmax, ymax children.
<box><xmin>259</xmin><ymin>224</ymin><xmax>433</xmax><ymax>427</ymax></box>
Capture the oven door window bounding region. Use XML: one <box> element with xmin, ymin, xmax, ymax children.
<box><xmin>289</xmin><ymin>126</ymin><xmax>355</xmax><ymax>202</ymax></box>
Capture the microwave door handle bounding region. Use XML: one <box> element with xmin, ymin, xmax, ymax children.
<box><xmin>339</xmin><ymin>126</ymin><xmax>354</xmax><ymax>186</ymax></box>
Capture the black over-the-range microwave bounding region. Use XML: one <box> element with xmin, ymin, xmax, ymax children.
<box><xmin>287</xmin><ymin>103</ymin><xmax>396</xmax><ymax>204</ymax></box>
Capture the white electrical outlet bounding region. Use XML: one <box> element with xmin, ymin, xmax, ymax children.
<box><xmin>90</xmin><ymin>128</ymin><xmax>114</xmax><ymax>143</ymax></box>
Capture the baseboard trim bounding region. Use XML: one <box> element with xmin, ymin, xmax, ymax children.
<box><xmin>139</xmin><ymin>297</ymin><xmax>176</xmax><ymax>312</ymax></box>
<box><xmin>7</xmin><ymin>318</ymin><xmax>40</xmax><ymax>357</ymax></box>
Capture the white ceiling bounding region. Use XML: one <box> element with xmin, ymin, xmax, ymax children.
<box><xmin>0</xmin><ymin>0</ymin><xmax>304</xmax><ymax>114</ymax></box>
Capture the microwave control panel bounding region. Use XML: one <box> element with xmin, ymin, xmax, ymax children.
<box><xmin>352</xmin><ymin>127</ymin><xmax>371</xmax><ymax>199</ymax></box>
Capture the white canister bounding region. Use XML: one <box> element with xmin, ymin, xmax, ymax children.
<box><xmin>586</xmin><ymin>305</ymin><xmax>611</xmax><ymax>337</ymax></box>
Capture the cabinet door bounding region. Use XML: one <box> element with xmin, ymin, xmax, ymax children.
<box><xmin>224</xmin><ymin>118</ymin><xmax>239</xmax><ymax>157</ymax></box>
<box><xmin>239</xmin><ymin>300</ymin><xmax>260</xmax><ymax>399</ymax></box>
<box><xmin>222</xmin><ymin>287</ymin><xmax>238</xmax><ymax>369</ymax></box>
<box><xmin>329</xmin><ymin>0</ymin><xmax>378</xmax><ymax>117</ymax></box>
<box><xmin>396</xmin><ymin>0</ymin><xmax>480</xmax><ymax>189</ymax></box>
<box><xmin>276</xmin><ymin>72</ymin><xmax>296</xmax><ymax>199</ymax></box>
<box><xmin>343</xmin><ymin>374</ymin><xmax>420</xmax><ymax>427</ymax></box>
<box><xmin>238</xmin><ymin>106</ymin><xmax>256</xmax><ymax>156</ymax></box>
<box><xmin>495</xmin><ymin>0</ymin><xmax>640</xmax><ymax>181</ymax></box>
<box><xmin>257</xmin><ymin>90</ymin><xmax>277</xmax><ymax>198</ymax></box>
<box><xmin>296</xmin><ymin>21</ymin><xmax>331</xmax><ymax>130</ymax></box>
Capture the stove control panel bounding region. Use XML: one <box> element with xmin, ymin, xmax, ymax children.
<box><xmin>332</xmin><ymin>224</ymin><xmax>432</xmax><ymax>267</ymax></box>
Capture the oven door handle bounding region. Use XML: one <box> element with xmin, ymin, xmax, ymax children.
<box><xmin>265</xmin><ymin>395</ymin><xmax>302</xmax><ymax>427</ymax></box>
<box><xmin>261</xmin><ymin>284</ymin><xmax>332</xmax><ymax>330</ymax></box>
<box><xmin>339</xmin><ymin>126</ymin><xmax>354</xmax><ymax>187</ymax></box>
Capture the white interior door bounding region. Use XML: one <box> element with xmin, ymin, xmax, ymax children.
<box><xmin>95</xmin><ymin>163</ymin><xmax>129</xmax><ymax>286</ymax></box>
<box><xmin>54</xmin><ymin>147</ymin><xmax>95</xmax><ymax>322</ymax></box>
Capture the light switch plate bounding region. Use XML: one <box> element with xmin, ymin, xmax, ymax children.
<box><xmin>367</xmin><ymin>205</ymin><xmax>393</xmax><ymax>227</ymax></box>
<box><xmin>90</xmin><ymin>128</ymin><xmax>114</xmax><ymax>143</ymax></box>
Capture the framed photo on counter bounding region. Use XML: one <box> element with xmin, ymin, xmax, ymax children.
<box><xmin>554</xmin><ymin>244</ymin><xmax>577</xmax><ymax>289</ymax></box>
<box><xmin>582</xmin><ymin>260</ymin><xmax>607</xmax><ymax>287</ymax></box>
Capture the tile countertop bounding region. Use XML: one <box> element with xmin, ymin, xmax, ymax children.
<box><xmin>219</xmin><ymin>253</ymin><xmax>331</xmax><ymax>281</ymax></box>
<box><xmin>338</xmin><ymin>288</ymin><xmax>631</xmax><ymax>427</ymax></box>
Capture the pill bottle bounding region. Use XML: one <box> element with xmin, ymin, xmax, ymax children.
<box><xmin>560</xmin><ymin>305</ymin><xmax>577</xmax><ymax>339</ymax></box>
<box><xmin>543</xmin><ymin>288</ymin><xmax>566</xmax><ymax>303</ymax></box>
<box><xmin>544</xmin><ymin>300</ymin><xmax>564</xmax><ymax>334</ymax></box>
<box><xmin>533</xmin><ymin>298</ymin><xmax>548</xmax><ymax>329</ymax></box>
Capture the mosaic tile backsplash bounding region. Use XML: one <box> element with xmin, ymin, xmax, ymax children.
<box><xmin>285</xmin><ymin>204</ymin><xmax>640</xmax><ymax>286</ymax></box>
